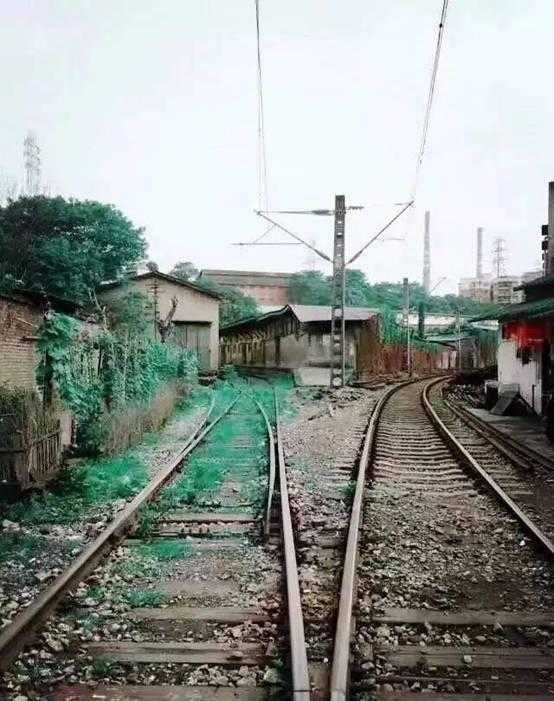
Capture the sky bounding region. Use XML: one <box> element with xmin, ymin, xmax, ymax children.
<box><xmin>0</xmin><ymin>0</ymin><xmax>553</xmax><ymax>294</ymax></box>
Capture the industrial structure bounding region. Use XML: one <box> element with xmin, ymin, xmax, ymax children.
<box><xmin>459</xmin><ymin>227</ymin><xmax>541</xmax><ymax>305</ymax></box>
<box><xmin>198</xmin><ymin>269</ymin><xmax>293</xmax><ymax>307</ymax></box>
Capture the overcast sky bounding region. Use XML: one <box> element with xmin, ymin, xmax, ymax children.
<box><xmin>1</xmin><ymin>1</ymin><xmax>552</xmax><ymax>293</ymax></box>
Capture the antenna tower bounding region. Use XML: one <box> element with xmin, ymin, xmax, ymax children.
<box><xmin>23</xmin><ymin>131</ymin><xmax>41</xmax><ymax>196</ymax></box>
<box><xmin>492</xmin><ymin>237</ymin><xmax>507</xmax><ymax>278</ymax></box>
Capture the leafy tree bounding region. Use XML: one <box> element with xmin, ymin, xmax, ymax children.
<box><xmin>196</xmin><ymin>279</ymin><xmax>259</xmax><ymax>326</ymax></box>
<box><xmin>287</xmin><ymin>270</ymin><xmax>499</xmax><ymax>317</ymax></box>
<box><xmin>170</xmin><ymin>260</ymin><xmax>199</xmax><ymax>281</ymax></box>
<box><xmin>0</xmin><ymin>196</ymin><xmax>146</xmax><ymax>302</ymax></box>
<box><xmin>145</xmin><ymin>261</ymin><xmax>159</xmax><ymax>272</ymax></box>
<box><xmin>289</xmin><ymin>270</ymin><xmax>331</xmax><ymax>304</ymax></box>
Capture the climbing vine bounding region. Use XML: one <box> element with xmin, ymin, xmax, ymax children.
<box><xmin>37</xmin><ymin>312</ymin><xmax>197</xmax><ymax>453</ymax></box>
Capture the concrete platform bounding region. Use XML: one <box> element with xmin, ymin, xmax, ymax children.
<box><xmin>466</xmin><ymin>407</ymin><xmax>554</xmax><ymax>464</ymax></box>
<box><xmin>293</xmin><ymin>367</ymin><xmax>331</xmax><ymax>386</ymax></box>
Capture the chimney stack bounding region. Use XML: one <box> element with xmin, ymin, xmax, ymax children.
<box><xmin>423</xmin><ymin>211</ymin><xmax>431</xmax><ymax>293</ymax></box>
<box><xmin>476</xmin><ymin>227</ymin><xmax>483</xmax><ymax>279</ymax></box>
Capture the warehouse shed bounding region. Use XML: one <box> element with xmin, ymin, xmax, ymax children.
<box><xmin>100</xmin><ymin>272</ymin><xmax>220</xmax><ymax>371</ymax></box>
<box><xmin>220</xmin><ymin>304</ymin><xmax>378</xmax><ymax>371</ymax></box>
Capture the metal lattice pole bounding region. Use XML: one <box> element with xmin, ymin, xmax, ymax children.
<box><xmin>330</xmin><ymin>195</ymin><xmax>346</xmax><ymax>388</ymax></box>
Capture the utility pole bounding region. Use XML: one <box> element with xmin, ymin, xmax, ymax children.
<box><xmin>246</xmin><ymin>199</ymin><xmax>414</xmax><ymax>388</ymax></box>
<box><xmin>455</xmin><ymin>308</ymin><xmax>462</xmax><ymax>372</ymax></box>
<box><xmin>403</xmin><ymin>277</ymin><xmax>411</xmax><ymax>375</ymax></box>
<box><xmin>330</xmin><ymin>195</ymin><xmax>346</xmax><ymax>388</ymax></box>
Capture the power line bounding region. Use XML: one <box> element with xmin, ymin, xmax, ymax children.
<box><xmin>410</xmin><ymin>0</ymin><xmax>450</xmax><ymax>200</ymax></box>
<box><xmin>254</xmin><ymin>0</ymin><xmax>269</xmax><ymax>211</ymax></box>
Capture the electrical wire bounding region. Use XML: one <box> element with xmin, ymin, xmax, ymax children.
<box><xmin>255</xmin><ymin>0</ymin><xmax>269</xmax><ymax>211</ymax></box>
<box><xmin>410</xmin><ymin>0</ymin><xmax>450</xmax><ymax>200</ymax></box>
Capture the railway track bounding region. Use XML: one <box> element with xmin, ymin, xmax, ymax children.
<box><xmin>0</xmin><ymin>385</ymin><xmax>309</xmax><ymax>700</ymax></box>
<box><xmin>3</xmin><ymin>374</ymin><xmax>554</xmax><ymax>699</ymax></box>
<box><xmin>330</xmin><ymin>377</ymin><xmax>554</xmax><ymax>700</ymax></box>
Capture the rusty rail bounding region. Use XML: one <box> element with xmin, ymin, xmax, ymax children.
<box><xmin>423</xmin><ymin>377</ymin><xmax>554</xmax><ymax>558</ymax></box>
<box><xmin>274</xmin><ymin>390</ymin><xmax>311</xmax><ymax>700</ymax></box>
<box><xmin>250</xmin><ymin>394</ymin><xmax>276</xmax><ymax>541</ymax></box>
<box><xmin>0</xmin><ymin>395</ymin><xmax>228</xmax><ymax>671</ymax></box>
<box><xmin>443</xmin><ymin>387</ymin><xmax>554</xmax><ymax>473</ymax></box>
<box><xmin>329</xmin><ymin>380</ymin><xmax>412</xmax><ymax>701</ymax></box>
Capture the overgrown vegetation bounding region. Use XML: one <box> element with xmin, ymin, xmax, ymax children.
<box><xmin>0</xmin><ymin>387</ymin><xmax>58</xmax><ymax>448</ymax></box>
<box><xmin>36</xmin><ymin>306</ymin><xmax>197</xmax><ymax>454</ymax></box>
<box><xmin>0</xmin><ymin>195</ymin><xmax>146</xmax><ymax>302</ymax></box>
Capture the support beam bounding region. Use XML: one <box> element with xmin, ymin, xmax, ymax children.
<box><xmin>330</xmin><ymin>195</ymin><xmax>346</xmax><ymax>388</ymax></box>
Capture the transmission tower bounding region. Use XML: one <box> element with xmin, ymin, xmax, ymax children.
<box><xmin>23</xmin><ymin>131</ymin><xmax>41</xmax><ymax>196</ymax></box>
<box><xmin>492</xmin><ymin>236</ymin><xmax>507</xmax><ymax>277</ymax></box>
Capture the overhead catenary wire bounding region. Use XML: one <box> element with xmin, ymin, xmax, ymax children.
<box><xmin>410</xmin><ymin>0</ymin><xmax>449</xmax><ymax>201</ymax></box>
<box><xmin>255</xmin><ymin>0</ymin><xmax>269</xmax><ymax>211</ymax></box>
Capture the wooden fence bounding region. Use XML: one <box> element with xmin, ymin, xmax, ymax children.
<box><xmin>356</xmin><ymin>318</ymin><xmax>439</xmax><ymax>379</ymax></box>
<box><xmin>0</xmin><ymin>421</ymin><xmax>62</xmax><ymax>491</ymax></box>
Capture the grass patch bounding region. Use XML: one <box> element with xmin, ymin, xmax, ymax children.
<box><xmin>0</xmin><ymin>532</ymin><xmax>45</xmax><ymax>564</ymax></box>
<box><xmin>4</xmin><ymin>451</ymin><xmax>149</xmax><ymax>525</ymax></box>
<box><xmin>124</xmin><ymin>589</ymin><xmax>168</xmax><ymax>608</ymax></box>
<box><xmin>135</xmin><ymin>538</ymin><xmax>191</xmax><ymax>561</ymax></box>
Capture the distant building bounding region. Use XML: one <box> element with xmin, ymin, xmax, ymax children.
<box><xmin>491</xmin><ymin>275</ymin><xmax>522</xmax><ymax>305</ymax></box>
<box><xmin>220</xmin><ymin>304</ymin><xmax>378</xmax><ymax>372</ymax></box>
<box><xmin>100</xmin><ymin>271</ymin><xmax>220</xmax><ymax>371</ymax></box>
<box><xmin>521</xmin><ymin>269</ymin><xmax>543</xmax><ymax>285</ymax></box>
<box><xmin>458</xmin><ymin>274</ymin><xmax>493</xmax><ymax>303</ymax></box>
<box><xmin>198</xmin><ymin>269</ymin><xmax>293</xmax><ymax>306</ymax></box>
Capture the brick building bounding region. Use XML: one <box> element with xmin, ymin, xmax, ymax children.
<box><xmin>0</xmin><ymin>292</ymin><xmax>81</xmax><ymax>391</ymax></box>
<box><xmin>198</xmin><ymin>269</ymin><xmax>293</xmax><ymax>306</ymax></box>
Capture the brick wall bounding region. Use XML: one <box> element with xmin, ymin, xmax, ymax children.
<box><xmin>0</xmin><ymin>296</ymin><xmax>42</xmax><ymax>391</ymax></box>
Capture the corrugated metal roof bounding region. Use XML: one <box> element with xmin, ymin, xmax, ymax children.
<box><xmin>221</xmin><ymin>304</ymin><xmax>379</xmax><ymax>332</ymax></box>
<box><xmin>290</xmin><ymin>305</ymin><xmax>378</xmax><ymax>322</ymax></box>
<box><xmin>471</xmin><ymin>297</ymin><xmax>554</xmax><ymax>322</ymax></box>
<box><xmin>517</xmin><ymin>272</ymin><xmax>554</xmax><ymax>290</ymax></box>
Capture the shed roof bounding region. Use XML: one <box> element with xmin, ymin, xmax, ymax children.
<box><xmin>100</xmin><ymin>271</ymin><xmax>220</xmax><ymax>300</ymax></box>
<box><xmin>515</xmin><ymin>272</ymin><xmax>554</xmax><ymax>291</ymax></box>
<box><xmin>471</xmin><ymin>296</ymin><xmax>554</xmax><ymax>323</ymax></box>
<box><xmin>199</xmin><ymin>269</ymin><xmax>293</xmax><ymax>287</ymax></box>
<box><xmin>221</xmin><ymin>304</ymin><xmax>379</xmax><ymax>333</ymax></box>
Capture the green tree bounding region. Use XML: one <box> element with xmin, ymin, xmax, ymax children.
<box><xmin>289</xmin><ymin>270</ymin><xmax>331</xmax><ymax>304</ymax></box>
<box><xmin>0</xmin><ymin>196</ymin><xmax>146</xmax><ymax>302</ymax></box>
<box><xmin>170</xmin><ymin>260</ymin><xmax>199</xmax><ymax>281</ymax></box>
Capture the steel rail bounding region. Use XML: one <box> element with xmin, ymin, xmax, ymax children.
<box><xmin>329</xmin><ymin>379</ymin><xmax>417</xmax><ymax>701</ymax></box>
<box><xmin>0</xmin><ymin>394</ymin><xmax>240</xmax><ymax>671</ymax></box>
<box><xmin>443</xmin><ymin>389</ymin><xmax>554</xmax><ymax>473</ymax></box>
<box><xmin>250</xmin><ymin>395</ymin><xmax>276</xmax><ymax>541</ymax></box>
<box><xmin>423</xmin><ymin>378</ymin><xmax>554</xmax><ymax>558</ymax></box>
<box><xmin>274</xmin><ymin>389</ymin><xmax>311</xmax><ymax>700</ymax></box>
